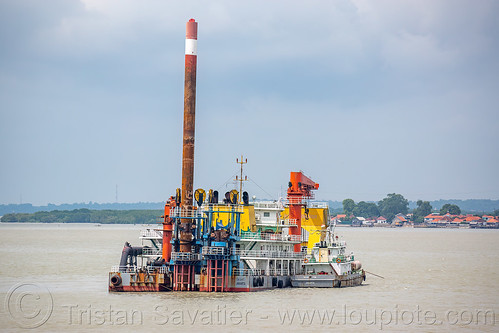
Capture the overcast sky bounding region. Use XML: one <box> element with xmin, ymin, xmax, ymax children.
<box><xmin>1</xmin><ymin>0</ymin><xmax>498</xmax><ymax>205</ymax></box>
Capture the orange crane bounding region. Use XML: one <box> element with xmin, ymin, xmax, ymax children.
<box><xmin>287</xmin><ymin>171</ymin><xmax>319</xmax><ymax>252</ymax></box>
<box><xmin>162</xmin><ymin>196</ymin><xmax>177</xmax><ymax>262</ymax></box>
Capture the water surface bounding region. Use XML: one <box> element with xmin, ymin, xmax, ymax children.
<box><xmin>0</xmin><ymin>223</ymin><xmax>497</xmax><ymax>332</ymax></box>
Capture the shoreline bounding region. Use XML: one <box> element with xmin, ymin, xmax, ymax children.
<box><xmin>336</xmin><ymin>224</ymin><xmax>498</xmax><ymax>229</ymax></box>
<box><xmin>1</xmin><ymin>222</ymin><xmax>498</xmax><ymax>230</ymax></box>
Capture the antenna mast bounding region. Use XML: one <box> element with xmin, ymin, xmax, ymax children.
<box><xmin>235</xmin><ymin>155</ymin><xmax>248</xmax><ymax>200</ymax></box>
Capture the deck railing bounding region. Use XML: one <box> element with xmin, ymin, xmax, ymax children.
<box><xmin>142</xmin><ymin>248</ymin><xmax>162</xmax><ymax>256</ymax></box>
<box><xmin>240</xmin><ymin>231</ymin><xmax>301</xmax><ymax>242</ymax></box>
<box><xmin>268</xmin><ymin>268</ymin><xmax>290</xmax><ymax>276</ymax></box>
<box><xmin>110</xmin><ymin>266</ymin><xmax>167</xmax><ymax>274</ymax></box>
<box><xmin>253</xmin><ymin>202</ymin><xmax>284</xmax><ymax>209</ymax></box>
<box><xmin>308</xmin><ymin>202</ymin><xmax>328</xmax><ymax>208</ymax></box>
<box><xmin>140</xmin><ymin>229</ymin><xmax>163</xmax><ymax>239</ymax></box>
<box><xmin>199</xmin><ymin>204</ymin><xmax>245</xmax><ymax>213</ymax></box>
<box><xmin>169</xmin><ymin>207</ymin><xmax>206</xmax><ymax>218</ymax></box>
<box><xmin>171</xmin><ymin>252</ymin><xmax>201</xmax><ymax>261</ymax></box>
<box><xmin>231</xmin><ymin>249</ymin><xmax>304</xmax><ymax>259</ymax></box>
<box><xmin>232</xmin><ymin>268</ymin><xmax>293</xmax><ymax>276</ymax></box>
<box><xmin>285</xmin><ymin>219</ymin><xmax>298</xmax><ymax>226</ymax></box>
<box><xmin>202</xmin><ymin>246</ymin><xmax>228</xmax><ymax>255</ymax></box>
<box><xmin>233</xmin><ymin>268</ymin><xmax>266</xmax><ymax>276</ymax></box>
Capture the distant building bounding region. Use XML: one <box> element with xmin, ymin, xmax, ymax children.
<box><xmin>364</xmin><ymin>218</ymin><xmax>376</xmax><ymax>226</ymax></box>
<box><xmin>486</xmin><ymin>217</ymin><xmax>499</xmax><ymax>227</ymax></box>
<box><xmin>376</xmin><ymin>216</ymin><xmax>387</xmax><ymax>224</ymax></box>
<box><xmin>352</xmin><ymin>217</ymin><xmax>366</xmax><ymax>227</ymax></box>
<box><xmin>465</xmin><ymin>215</ymin><xmax>481</xmax><ymax>226</ymax></box>
<box><xmin>451</xmin><ymin>217</ymin><xmax>465</xmax><ymax>224</ymax></box>
<box><xmin>391</xmin><ymin>214</ymin><xmax>407</xmax><ymax>226</ymax></box>
<box><xmin>331</xmin><ymin>214</ymin><xmax>346</xmax><ymax>224</ymax></box>
<box><xmin>421</xmin><ymin>213</ymin><xmax>498</xmax><ymax>229</ymax></box>
<box><xmin>424</xmin><ymin>213</ymin><xmax>441</xmax><ymax>223</ymax></box>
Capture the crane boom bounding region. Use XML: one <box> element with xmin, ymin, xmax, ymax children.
<box><xmin>288</xmin><ymin>171</ymin><xmax>319</xmax><ymax>198</ymax></box>
<box><xmin>287</xmin><ymin>171</ymin><xmax>319</xmax><ymax>252</ymax></box>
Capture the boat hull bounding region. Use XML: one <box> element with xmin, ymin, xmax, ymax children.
<box><xmin>291</xmin><ymin>271</ymin><xmax>365</xmax><ymax>288</ymax></box>
<box><xmin>109</xmin><ymin>272</ymin><xmax>292</xmax><ymax>292</ymax></box>
<box><xmin>109</xmin><ymin>272</ymin><xmax>172</xmax><ymax>292</ymax></box>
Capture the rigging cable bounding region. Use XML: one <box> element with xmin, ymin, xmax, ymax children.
<box><xmin>248</xmin><ymin>177</ymin><xmax>275</xmax><ymax>200</ymax></box>
<box><xmin>216</xmin><ymin>174</ymin><xmax>238</xmax><ymax>192</ymax></box>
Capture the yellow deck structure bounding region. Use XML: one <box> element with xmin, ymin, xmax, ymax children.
<box><xmin>203</xmin><ymin>204</ymin><xmax>328</xmax><ymax>250</ymax></box>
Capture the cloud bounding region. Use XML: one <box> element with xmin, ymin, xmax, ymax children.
<box><xmin>0</xmin><ymin>0</ymin><xmax>498</xmax><ymax>204</ymax></box>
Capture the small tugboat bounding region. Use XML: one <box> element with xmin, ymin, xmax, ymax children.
<box><xmin>291</xmin><ymin>223</ymin><xmax>365</xmax><ymax>288</ymax></box>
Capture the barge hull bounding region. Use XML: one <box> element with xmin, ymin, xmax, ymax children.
<box><xmin>291</xmin><ymin>272</ymin><xmax>365</xmax><ymax>288</ymax></box>
<box><xmin>109</xmin><ymin>272</ymin><xmax>291</xmax><ymax>292</ymax></box>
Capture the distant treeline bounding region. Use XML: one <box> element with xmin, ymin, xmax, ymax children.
<box><xmin>328</xmin><ymin>199</ymin><xmax>499</xmax><ymax>215</ymax></box>
<box><xmin>0</xmin><ymin>209</ymin><xmax>163</xmax><ymax>224</ymax></box>
<box><xmin>1</xmin><ymin>199</ymin><xmax>498</xmax><ymax>219</ymax></box>
<box><xmin>0</xmin><ymin>202</ymin><xmax>165</xmax><ymax>216</ymax></box>
<box><xmin>421</xmin><ymin>199</ymin><xmax>499</xmax><ymax>212</ymax></box>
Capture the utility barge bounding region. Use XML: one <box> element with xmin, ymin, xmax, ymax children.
<box><xmin>108</xmin><ymin>18</ymin><xmax>364</xmax><ymax>292</ymax></box>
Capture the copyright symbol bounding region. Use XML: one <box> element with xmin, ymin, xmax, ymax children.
<box><xmin>5</xmin><ymin>283</ymin><xmax>53</xmax><ymax>328</ymax></box>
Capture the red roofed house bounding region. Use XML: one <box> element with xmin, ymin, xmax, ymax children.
<box><xmin>465</xmin><ymin>215</ymin><xmax>480</xmax><ymax>222</ymax></box>
<box><xmin>376</xmin><ymin>216</ymin><xmax>387</xmax><ymax>224</ymax></box>
<box><xmin>332</xmin><ymin>214</ymin><xmax>346</xmax><ymax>224</ymax></box>
<box><xmin>465</xmin><ymin>215</ymin><xmax>483</xmax><ymax>227</ymax></box>
<box><xmin>486</xmin><ymin>217</ymin><xmax>499</xmax><ymax>227</ymax></box>
<box><xmin>392</xmin><ymin>214</ymin><xmax>407</xmax><ymax>226</ymax></box>
<box><xmin>424</xmin><ymin>213</ymin><xmax>441</xmax><ymax>223</ymax></box>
